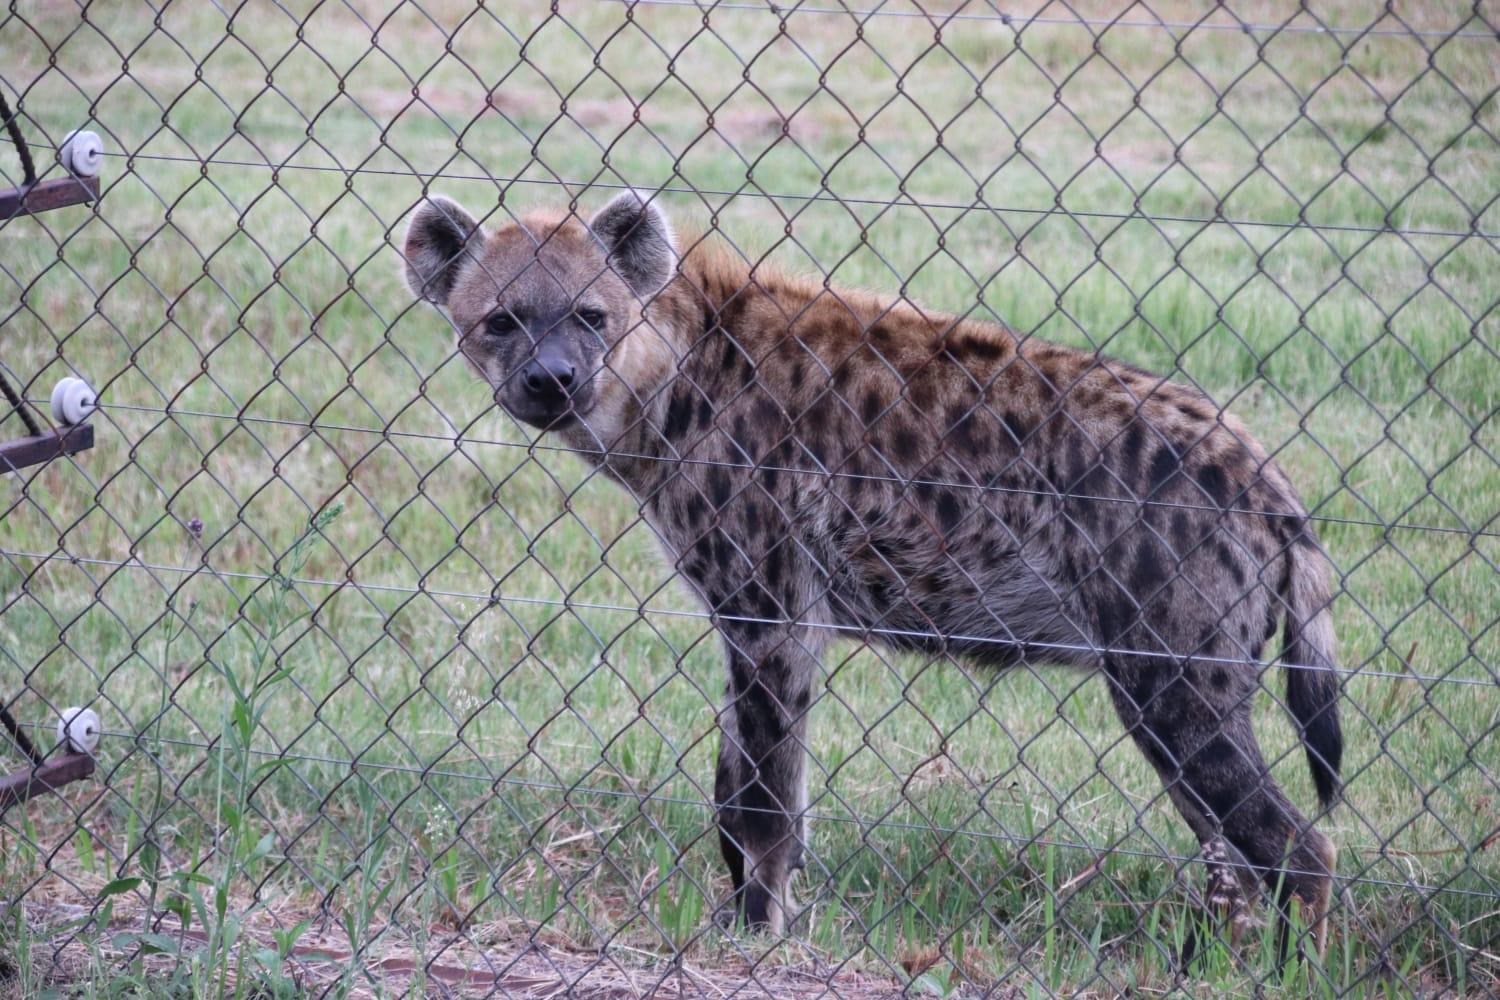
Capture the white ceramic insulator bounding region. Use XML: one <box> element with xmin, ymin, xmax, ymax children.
<box><xmin>56</xmin><ymin>707</ymin><xmax>101</xmax><ymax>754</ymax></box>
<box><xmin>49</xmin><ymin>377</ymin><xmax>96</xmax><ymax>426</ymax></box>
<box><xmin>60</xmin><ymin>129</ymin><xmax>104</xmax><ymax>178</ymax></box>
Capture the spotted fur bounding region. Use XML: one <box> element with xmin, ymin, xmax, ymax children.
<box><xmin>404</xmin><ymin>192</ymin><xmax>1343</xmax><ymax>955</ymax></box>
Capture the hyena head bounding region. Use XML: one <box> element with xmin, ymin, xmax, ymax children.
<box><xmin>402</xmin><ymin>191</ymin><xmax>678</xmax><ymax>435</ymax></box>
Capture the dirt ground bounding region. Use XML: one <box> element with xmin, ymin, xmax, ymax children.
<box><xmin>10</xmin><ymin>897</ymin><xmax>928</xmax><ymax>999</ymax></box>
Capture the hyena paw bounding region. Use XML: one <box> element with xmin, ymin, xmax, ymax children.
<box><xmin>712</xmin><ymin>888</ymin><xmax>744</xmax><ymax>931</ymax></box>
<box><xmin>1202</xmin><ymin>837</ymin><xmax>1262</xmax><ymax>945</ymax></box>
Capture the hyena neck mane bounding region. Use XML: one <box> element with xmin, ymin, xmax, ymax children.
<box><xmin>591</xmin><ymin>233</ymin><xmax>1029</xmax><ymax>475</ymax></box>
<box><xmin>659</xmin><ymin>235</ymin><xmax>1023</xmax><ymax>373</ymax></box>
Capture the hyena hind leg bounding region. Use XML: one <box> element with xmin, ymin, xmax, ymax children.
<box><xmin>1178</xmin><ymin>835</ymin><xmax>1264</xmax><ymax>964</ymax></box>
<box><xmin>1105</xmin><ymin>656</ymin><xmax>1336</xmax><ymax>961</ymax></box>
<box><xmin>1202</xmin><ymin>836</ymin><xmax>1262</xmax><ymax>944</ymax></box>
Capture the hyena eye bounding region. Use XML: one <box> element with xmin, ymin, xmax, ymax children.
<box><xmin>576</xmin><ymin>307</ymin><xmax>606</xmax><ymax>330</ymax></box>
<box><xmin>485</xmin><ymin>312</ymin><xmax>517</xmax><ymax>336</ymax></box>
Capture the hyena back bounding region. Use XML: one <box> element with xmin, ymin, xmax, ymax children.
<box><xmin>403</xmin><ymin>192</ymin><xmax>1343</xmax><ymax>954</ymax></box>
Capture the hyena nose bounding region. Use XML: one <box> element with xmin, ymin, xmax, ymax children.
<box><xmin>521</xmin><ymin>358</ymin><xmax>576</xmax><ymax>395</ymax></box>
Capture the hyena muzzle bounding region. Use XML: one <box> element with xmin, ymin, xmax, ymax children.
<box><xmin>402</xmin><ymin>191</ymin><xmax>1343</xmax><ymax>956</ymax></box>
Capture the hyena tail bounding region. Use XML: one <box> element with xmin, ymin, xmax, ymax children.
<box><xmin>1281</xmin><ymin>534</ymin><xmax>1343</xmax><ymax>808</ymax></box>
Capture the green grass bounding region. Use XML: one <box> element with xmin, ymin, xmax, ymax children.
<box><xmin>0</xmin><ymin>1</ymin><xmax>1496</xmax><ymax>996</ymax></box>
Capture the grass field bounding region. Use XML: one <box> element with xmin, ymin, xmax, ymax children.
<box><xmin>1</xmin><ymin>1</ymin><xmax>1496</xmax><ymax>996</ymax></box>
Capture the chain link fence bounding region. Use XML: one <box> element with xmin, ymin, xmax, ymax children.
<box><xmin>1</xmin><ymin>1</ymin><xmax>1496</xmax><ymax>996</ymax></box>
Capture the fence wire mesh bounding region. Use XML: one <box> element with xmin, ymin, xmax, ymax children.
<box><xmin>0</xmin><ymin>1</ymin><xmax>1496</xmax><ymax>996</ymax></box>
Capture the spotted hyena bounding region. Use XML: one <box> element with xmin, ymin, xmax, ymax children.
<box><xmin>402</xmin><ymin>191</ymin><xmax>1342</xmax><ymax>955</ymax></box>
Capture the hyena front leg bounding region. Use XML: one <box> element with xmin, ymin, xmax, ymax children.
<box><xmin>717</xmin><ymin>726</ymin><xmax>805</xmax><ymax>914</ymax></box>
<box><xmin>714</xmin><ymin>619</ymin><xmax>819</xmax><ymax>935</ymax></box>
<box><xmin>713</xmin><ymin>731</ymin><xmax>747</xmax><ymax>926</ymax></box>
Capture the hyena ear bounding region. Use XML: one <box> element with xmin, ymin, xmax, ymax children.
<box><xmin>403</xmin><ymin>195</ymin><xmax>482</xmax><ymax>307</ymax></box>
<box><xmin>589</xmin><ymin>190</ymin><xmax>677</xmax><ymax>298</ymax></box>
